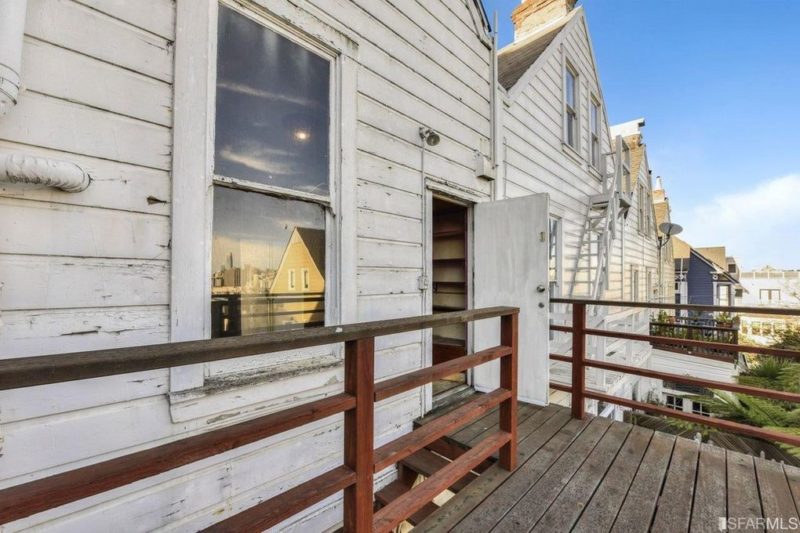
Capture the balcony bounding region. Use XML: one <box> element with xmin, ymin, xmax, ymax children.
<box><xmin>2</xmin><ymin>301</ymin><xmax>799</xmax><ymax>531</ymax></box>
<box><xmin>649</xmin><ymin>315</ymin><xmax>740</xmax><ymax>361</ymax></box>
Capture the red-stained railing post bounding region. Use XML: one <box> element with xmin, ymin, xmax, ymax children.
<box><xmin>571</xmin><ymin>303</ymin><xmax>586</xmax><ymax>419</ymax></box>
<box><xmin>343</xmin><ymin>337</ymin><xmax>374</xmax><ymax>532</ymax></box>
<box><xmin>499</xmin><ymin>311</ymin><xmax>518</xmax><ymax>470</ymax></box>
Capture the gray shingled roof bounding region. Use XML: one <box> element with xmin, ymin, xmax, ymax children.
<box><xmin>498</xmin><ymin>19</ymin><xmax>568</xmax><ymax>90</ymax></box>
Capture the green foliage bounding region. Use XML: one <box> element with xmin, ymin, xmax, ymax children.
<box><xmin>771</xmin><ymin>326</ymin><xmax>800</xmax><ymax>350</ymax></box>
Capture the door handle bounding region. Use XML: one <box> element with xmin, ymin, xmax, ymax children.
<box><xmin>536</xmin><ymin>284</ymin><xmax>547</xmax><ymax>293</ymax></box>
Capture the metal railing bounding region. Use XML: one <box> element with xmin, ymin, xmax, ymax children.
<box><xmin>0</xmin><ymin>307</ymin><xmax>519</xmax><ymax>532</ymax></box>
<box><xmin>550</xmin><ymin>298</ymin><xmax>800</xmax><ymax>448</ymax></box>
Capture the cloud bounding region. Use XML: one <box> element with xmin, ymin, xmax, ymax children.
<box><xmin>675</xmin><ymin>175</ymin><xmax>800</xmax><ymax>270</ymax></box>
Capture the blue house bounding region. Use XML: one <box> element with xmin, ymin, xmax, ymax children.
<box><xmin>673</xmin><ymin>238</ymin><xmax>740</xmax><ymax>308</ymax></box>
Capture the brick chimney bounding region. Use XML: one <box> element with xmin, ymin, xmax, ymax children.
<box><xmin>511</xmin><ymin>0</ymin><xmax>576</xmax><ymax>41</ymax></box>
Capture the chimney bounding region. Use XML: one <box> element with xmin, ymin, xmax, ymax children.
<box><xmin>512</xmin><ymin>0</ymin><xmax>576</xmax><ymax>41</ymax></box>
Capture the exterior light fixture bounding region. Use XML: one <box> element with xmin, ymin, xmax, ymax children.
<box><xmin>419</xmin><ymin>127</ymin><xmax>440</xmax><ymax>147</ymax></box>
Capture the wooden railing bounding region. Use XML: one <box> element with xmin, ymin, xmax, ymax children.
<box><xmin>550</xmin><ymin>298</ymin><xmax>800</xmax><ymax>447</ymax></box>
<box><xmin>0</xmin><ymin>307</ymin><xmax>519</xmax><ymax>532</ymax></box>
<box><xmin>649</xmin><ymin>320</ymin><xmax>739</xmax><ymax>360</ymax></box>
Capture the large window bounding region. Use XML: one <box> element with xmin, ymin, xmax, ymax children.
<box><xmin>590</xmin><ymin>97</ymin><xmax>600</xmax><ymax>168</ymax></box>
<box><xmin>717</xmin><ymin>284</ymin><xmax>731</xmax><ymax>306</ymax></box>
<box><xmin>211</xmin><ymin>5</ymin><xmax>331</xmax><ymax>338</ymax></box>
<box><xmin>760</xmin><ymin>289</ymin><xmax>781</xmax><ymax>303</ymax></box>
<box><xmin>564</xmin><ymin>63</ymin><xmax>578</xmax><ymax>150</ymax></box>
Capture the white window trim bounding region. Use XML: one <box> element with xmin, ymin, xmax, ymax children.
<box><xmin>169</xmin><ymin>0</ymin><xmax>358</xmax><ymax>401</ymax></box>
<box><xmin>589</xmin><ymin>95</ymin><xmax>601</xmax><ymax>171</ymax></box>
<box><xmin>562</xmin><ymin>50</ymin><xmax>580</xmax><ymax>155</ymax></box>
<box><xmin>548</xmin><ymin>215</ymin><xmax>563</xmax><ymax>296</ymax></box>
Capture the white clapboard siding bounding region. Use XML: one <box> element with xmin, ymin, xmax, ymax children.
<box><xmin>72</xmin><ymin>0</ymin><xmax>177</xmax><ymax>41</ymax></box>
<box><xmin>0</xmin><ymin>142</ymin><xmax>170</xmax><ymax>216</ymax></box>
<box><xmin>0</xmin><ymin>307</ymin><xmax>169</xmax><ymax>358</ymax></box>
<box><xmin>356</xmin><ymin>179</ymin><xmax>423</xmax><ymax>220</ymax></box>
<box><xmin>25</xmin><ymin>0</ymin><xmax>173</xmax><ymax>83</ymax></box>
<box><xmin>0</xmin><ymin>198</ymin><xmax>169</xmax><ymax>259</ymax></box>
<box><xmin>0</xmin><ymin>92</ymin><xmax>172</xmax><ymax>170</ymax></box>
<box><xmin>357</xmin><ymin>208</ymin><xmax>422</xmax><ymax>244</ymax></box>
<box><xmin>358</xmin><ymin>268</ymin><xmax>422</xmax><ymax>296</ymax></box>
<box><xmin>21</xmin><ymin>37</ymin><xmax>172</xmax><ymax>127</ymax></box>
<box><xmin>0</xmin><ymin>255</ymin><xmax>168</xmax><ymax>310</ymax></box>
<box><xmin>357</xmin><ymin>238</ymin><xmax>423</xmax><ymax>269</ymax></box>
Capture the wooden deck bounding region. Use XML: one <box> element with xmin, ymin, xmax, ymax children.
<box><xmin>409</xmin><ymin>397</ymin><xmax>800</xmax><ymax>532</ymax></box>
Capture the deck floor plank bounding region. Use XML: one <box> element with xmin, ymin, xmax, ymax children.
<box><xmin>451</xmin><ymin>415</ymin><xmax>593</xmax><ymax>532</ymax></box>
<box><xmin>690</xmin><ymin>443</ymin><xmax>728</xmax><ymax>533</ymax></box>
<box><xmin>489</xmin><ymin>417</ymin><xmax>613</xmax><ymax>533</ymax></box>
<box><xmin>610</xmin><ymin>431</ymin><xmax>677</xmax><ymax>533</ymax></box>
<box><xmin>754</xmin><ymin>456</ymin><xmax>800</xmax><ymax>531</ymax></box>
<box><xmin>413</xmin><ymin>405</ymin><xmax>567</xmax><ymax>533</ymax></box>
<box><xmin>569</xmin><ymin>425</ymin><xmax>653</xmax><ymax>533</ymax></box>
<box><xmin>530</xmin><ymin>421</ymin><xmax>632</xmax><ymax>533</ymax></box>
<box><xmin>410</xmin><ymin>402</ymin><xmax>800</xmax><ymax>533</ymax></box>
<box><xmin>726</xmin><ymin>451</ymin><xmax>765</xmax><ymax>533</ymax></box>
<box><xmin>651</xmin><ymin>436</ymin><xmax>701</xmax><ymax>533</ymax></box>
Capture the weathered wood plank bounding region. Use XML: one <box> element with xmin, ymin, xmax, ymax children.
<box><xmin>415</xmin><ymin>406</ymin><xmax>570</xmax><ymax>532</ymax></box>
<box><xmin>0</xmin><ymin>394</ymin><xmax>355</xmax><ymax>524</ymax></box>
<box><xmin>531</xmin><ymin>421</ymin><xmax>632</xmax><ymax>532</ymax></box>
<box><xmin>650</xmin><ymin>437</ymin><xmax>701</xmax><ymax>533</ymax></box>
<box><xmin>73</xmin><ymin>0</ymin><xmax>176</xmax><ymax>40</ymax></box>
<box><xmin>25</xmin><ymin>0</ymin><xmax>173</xmax><ymax>83</ymax></box>
<box><xmin>489</xmin><ymin>417</ymin><xmax>613</xmax><ymax>532</ymax></box>
<box><xmin>570</xmin><ymin>425</ymin><xmax>653</xmax><ymax>533</ymax></box>
<box><xmin>0</xmin><ymin>255</ymin><xmax>168</xmax><ymax>310</ymax></box>
<box><xmin>456</xmin><ymin>416</ymin><xmax>603</xmax><ymax>532</ymax></box>
<box><xmin>373</xmin><ymin>388</ymin><xmax>510</xmax><ymax>472</ymax></box>
<box><xmin>690</xmin><ymin>443</ymin><xmax>728</xmax><ymax>533</ymax></box>
<box><xmin>201</xmin><ymin>466</ymin><xmax>355</xmax><ymax>533</ymax></box>
<box><xmin>785</xmin><ymin>464</ymin><xmax>800</xmax><ymax>521</ymax></box>
<box><xmin>400</xmin><ymin>449</ymin><xmax>477</xmax><ymax>492</ymax></box>
<box><xmin>373</xmin><ymin>431</ymin><xmax>510</xmax><ymax>533</ymax></box>
<box><xmin>726</xmin><ymin>451</ymin><xmax>764</xmax><ymax>533</ymax></box>
<box><xmin>611</xmin><ymin>431</ymin><xmax>676</xmax><ymax>533</ymax></box>
<box><xmin>754</xmin><ymin>457</ymin><xmax>800</xmax><ymax>530</ymax></box>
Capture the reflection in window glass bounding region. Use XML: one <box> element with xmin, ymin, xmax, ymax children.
<box><xmin>211</xmin><ymin>186</ymin><xmax>325</xmax><ymax>337</ymax></box>
<box><xmin>214</xmin><ymin>5</ymin><xmax>330</xmax><ymax>195</ymax></box>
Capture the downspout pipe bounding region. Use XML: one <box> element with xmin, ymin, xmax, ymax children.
<box><xmin>0</xmin><ymin>0</ymin><xmax>90</xmax><ymax>192</ymax></box>
<box><xmin>0</xmin><ymin>0</ymin><xmax>27</xmax><ymax>116</ymax></box>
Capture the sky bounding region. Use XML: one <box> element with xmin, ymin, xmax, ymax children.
<box><xmin>483</xmin><ymin>0</ymin><xmax>800</xmax><ymax>270</ymax></box>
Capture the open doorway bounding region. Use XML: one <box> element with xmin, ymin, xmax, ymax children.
<box><xmin>431</xmin><ymin>197</ymin><xmax>470</xmax><ymax>406</ymax></box>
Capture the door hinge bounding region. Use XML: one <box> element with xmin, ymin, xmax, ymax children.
<box><xmin>418</xmin><ymin>275</ymin><xmax>430</xmax><ymax>291</ymax></box>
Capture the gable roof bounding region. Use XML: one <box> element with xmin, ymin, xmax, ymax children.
<box><xmin>672</xmin><ymin>236</ymin><xmax>691</xmax><ymax>260</ymax></box>
<box><xmin>296</xmin><ymin>227</ymin><xmax>325</xmax><ymax>277</ymax></box>
<box><xmin>653</xmin><ymin>201</ymin><xmax>670</xmax><ymax>236</ymax></box>
<box><xmin>695</xmin><ymin>246</ymin><xmax>728</xmax><ymax>272</ymax></box>
<box><xmin>498</xmin><ymin>18</ymin><xmax>569</xmax><ymax>90</ymax></box>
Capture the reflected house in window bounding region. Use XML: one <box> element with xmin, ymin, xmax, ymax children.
<box><xmin>269</xmin><ymin>227</ymin><xmax>325</xmax><ymax>328</ymax></box>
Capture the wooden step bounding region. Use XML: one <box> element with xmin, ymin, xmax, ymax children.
<box><xmin>401</xmin><ymin>449</ymin><xmax>478</xmax><ymax>493</ymax></box>
<box><xmin>374</xmin><ymin>480</ymin><xmax>439</xmax><ymax>525</ymax></box>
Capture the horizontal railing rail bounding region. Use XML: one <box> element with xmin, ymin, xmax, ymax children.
<box><xmin>0</xmin><ymin>307</ymin><xmax>519</xmax><ymax>532</ymax></box>
<box><xmin>549</xmin><ymin>298</ymin><xmax>800</xmax><ymax>448</ymax></box>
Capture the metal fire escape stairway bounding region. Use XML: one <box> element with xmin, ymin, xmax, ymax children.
<box><xmin>568</xmin><ymin>135</ymin><xmax>631</xmax><ymax>301</ymax></box>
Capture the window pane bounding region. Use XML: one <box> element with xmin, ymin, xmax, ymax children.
<box><xmin>215</xmin><ymin>6</ymin><xmax>330</xmax><ymax>195</ymax></box>
<box><xmin>590</xmin><ymin>102</ymin><xmax>598</xmax><ymax>134</ymax></box>
<box><xmin>211</xmin><ymin>186</ymin><xmax>326</xmax><ymax>337</ymax></box>
<box><xmin>565</xmin><ymin>68</ymin><xmax>575</xmax><ymax>107</ymax></box>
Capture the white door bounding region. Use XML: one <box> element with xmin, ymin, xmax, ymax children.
<box><xmin>473</xmin><ymin>194</ymin><xmax>550</xmax><ymax>405</ymax></box>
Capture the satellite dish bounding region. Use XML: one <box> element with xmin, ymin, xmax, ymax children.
<box><xmin>659</xmin><ymin>222</ymin><xmax>683</xmax><ymax>237</ymax></box>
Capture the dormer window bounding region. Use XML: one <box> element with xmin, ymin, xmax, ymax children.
<box><xmin>564</xmin><ymin>63</ymin><xmax>578</xmax><ymax>150</ymax></box>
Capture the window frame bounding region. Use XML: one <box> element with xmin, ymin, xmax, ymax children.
<box><xmin>589</xmin><ymin>95</ymin><xmax>601</xmax><ymax>170</ymax></box>
<box><xmin>170</xmin><ymin>0</ymin><xmax>358</xmax><ymax>395</ymax></box>
<box><xmin>563</xmin><ymin>58</ymin><xmax>580</xmax><ymax>153</ymax></box>
<box><xmin>665</xmin><ymin>394</ymin><xmax>684</xmax><ymax>411</ymax></box>
<box><xmin>548</xmin><ymin>215</ymin><xmax>563</xmax><ymax>297</ymax></box>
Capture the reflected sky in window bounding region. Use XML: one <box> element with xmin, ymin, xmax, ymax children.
<box><xmin>214</xmin><ymin>6</ymin><xmax>330</xmax><ymax>195</ymax></box>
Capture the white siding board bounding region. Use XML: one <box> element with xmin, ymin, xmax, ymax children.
<box><xmin>357</xmin><ymin>180</ymin><xmax>421</xmax><ymax>219</ymax></box>
<box><xmin>0</xmin><ymin>92</ymin><xmax>171</xmax><ymax>170</ymax></box>
<box><xmin>357</xmin><ymin>239</ymin><xmax>422</xmax><ymax>269</ymax></box>
<box><xmin>0</xmin><ymin>255</ymin><xmax>169</xmax><ymax>310</ymax></box>
<box><xmin>357</xmin><ymin>268</ymin><xmax>421</xmax><ymax>296</ymax></box>
<box><xmin>25</xmin><ymin>0</ymin><xmax>173</xmax><ymax>83</ymax></box>
<box><xmin>0</xmin><ymin>142</ymin><xmax>170</xmax><ymax>216</ymax></box>
<box><xmin>0</xmin><ymin>306</ymin><xmax>168</xmax><ymax>358</ymax></box>
<box><xmin>357</xmin><ymin>208</ymin><xmax>421</xmax><ymax>244</ymax></box>
<box><xmin>21</xmin><ymin>37</ymin><xmax>172</xmax><ymax>127</ymax></box>
<box><xmin>73</xmin><ymin>0</ymin><xmax>176</xmax><ymax>40</ymax></box>
<box><xmin>0</xmin><ymin>198</ymin><xmax>169</xmax><ymax>259</ymax></box>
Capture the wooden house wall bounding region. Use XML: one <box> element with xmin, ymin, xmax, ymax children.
<box><xmin>0</xmin><ymin>0</ymin><xmax>493</xmax><ymax>530</ymax></box>
<box><xmin>501</xmin><ymin>14</ymin><xmax>610</xmax><ymax>299</ymax></box>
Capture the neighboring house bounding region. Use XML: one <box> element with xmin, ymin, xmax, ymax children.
<box><xmin>495</xmin><ymin>0</ymin><xmax>665</xmax><ymax>420</ymax></box>
<box><xmin>738</xmin><ymin>266</ymin><xmax>800</xmax><ymax>344</ymax></box>
<box><xmin>653</xmin><ymin>177</ymin><xmax>676</xmax><ymax>303</ymax></box>
<box><xmin>673</xmin><ymin>240</ymin><xmax>740</xmax><ymax>307</ymax></box>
